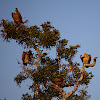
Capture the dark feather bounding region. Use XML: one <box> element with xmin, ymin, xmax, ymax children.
<box><xmin>88</xmin><ymin>54</ymin><xmax>91</xmax><ymax>63</ymax></box>
<box><xmin>80</xmin><ymin>55</ymin><xmax>83</xmax><ymax>62</ymax></box>
<box><xmin>22</xmin><ymin>51</ymin><xmax>26</xmax><ymax>62</ymax></box>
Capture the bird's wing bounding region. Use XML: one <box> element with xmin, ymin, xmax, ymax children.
<box><xmin>22</xmin><ymin>52</ymin><xmax>26</xmax><ymax>61</ymax></box>
<box><xmin>16</xmin><ymin>10</ymin><xmax>22</xmax><ymax>22</ymax></box>
<box><xmin>89</xmin><ymin>54</ymin><xmax>91</xmax><ymax>61</ymax></box>
<box><xmin>12</xmin><ymin>12</ymin><xmax>14</xmax><ymax>18</ymax></box>
<box><xmin>12</xmin><ymin>12</ymin><xmax>19</xmax><ymax>22</ymax></box>
<box><xmin>88</xmin><ymin>54</ymin><xmax>91</xmax><ymax>63</ymax></box>
<box><xmin>80</xmin><ymin>55</ymin><xmax>83</xmax><ymax>62</ymax></box>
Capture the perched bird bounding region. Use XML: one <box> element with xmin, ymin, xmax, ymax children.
<box><xmin>22</xmin><ymin>51</ymin><xmax>28</xmax><ymax>65</ymax></box>
<box><xmin>52</xmin><ymin>77</ymin><xmax>65</xmax><ymax>86</ymax></box>
<box><xmin>80</xmin><ymin>53</ymin><xmax>91</xmax><ymax>68</ymax></box>
<box><xmin>12</xmin><ymin>8</ymin><xmax>28</xmax><ymax>26</ymax></box>
<box><xmin>22</xmin><ymin>50</ymin><xmax>33</xmax><ymax>66</ymax></box>
<box><xmin>12</xmin><ymin>8</ymin><xmax>23</xmax><ymax>25</ymax></box>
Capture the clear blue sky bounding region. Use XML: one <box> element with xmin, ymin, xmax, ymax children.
<box><xmin>0</xmin><ymin>0</ymin><xmax>100</xmax><ymax>100</ymax></box>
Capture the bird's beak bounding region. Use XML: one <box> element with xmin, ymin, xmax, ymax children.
<box><xmin>81</xmin><ymin>55</ymin><xmax>84</xmax><ymax>58</ymax></box>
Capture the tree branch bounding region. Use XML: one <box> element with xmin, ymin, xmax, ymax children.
<box><xmin>50</xmin><ymin>57</ymin><xmax>97</xmax><ymax>100</ymax></box>
<box><xmin>58</xmin><ymin>58</ymin><xmax>61</xmax><ymax>74</ymax></box>
<box><xmin>62</xmin><ymin>65</ymin><xmax>85</xmax><ymax>100</ymax></box>
<box><xmin>33</xmin><ymin>43</ymin><xmax>47</xmax><ymax>68</ymax></box>
<box><xmin>34</xmin><ymin>45</ymin><xmax>44</xmax><ymax>68</ymax></box>
<box><xmin>49</xmin><ymin>82</ymin><xmax>66</xmax><ymax>96</ymax></box>
<box><xmin>84</xmin><ymin>57</ymin><xmax>98</xmax><ymax>67</ymax></box>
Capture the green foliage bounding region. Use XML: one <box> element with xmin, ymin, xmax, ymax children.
<box><xmin>0</xmin><ymin>19</ymin><xmax>94</xmax><ymax>100</ymax></box>
<box><xmin>21</xmin><ymin>93</ymin><xmax>33</xmax><ymax>100</ymax></box>
<box><xmin>40</xmin><ymin>21</ymin><xmax>60</xmax><ymax>48</ymax></box>
<box><xmin>14</xmin><ymin>73</ymin><xmax>27</xmax><ymax>86</ymax></box>
<box><xmin>81</xmin><ymin>72</ymin><xmax>94</xmax><ymax>85</ymax></box>
<box><xmin>0</xmin><ymin>20</ymin><xmax>60</xmax><ymax>49</ymax></box>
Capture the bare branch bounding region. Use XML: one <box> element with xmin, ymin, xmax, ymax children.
<box><xmin>34</xmin><ymin>46</ymin><xmax>43</xmax><ymax>68</ymax></box>
<box><xmin>62</xmin><ymin>65</ymin><xmax>85</xmax><ymax>100</ymax></box>
<box><xmin>33</xmin><ymin>43</ymin><xmax>47</xmax><ymax>68</ymax></box>
<box><xmin>84</xmin><ymin>57</ymin><xmax>98</xmax><ymax>67</ymax></box>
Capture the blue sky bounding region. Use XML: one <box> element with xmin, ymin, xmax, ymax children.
<box><xmin>0</xmin><ymin>0</ymin><xmax>100</xmax><ymax>100</ymax></box>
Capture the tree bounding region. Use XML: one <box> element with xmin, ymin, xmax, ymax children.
<box><xmin>0</xmin><ymin>10</ymin><xmax>97</xmax><ymax>100</ymax></box>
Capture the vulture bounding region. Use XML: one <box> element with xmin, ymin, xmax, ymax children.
<box><xmin>22</xmin><ymin>50</ymin><xmax>33</xmax><ymax>65</ymax></box>
<box><xmin>12</xmin><ymin>8</ymin><xmax>23</xmax><ymax>25</ymax></box>
<box><xmin>52</xmin><ymin>77</ymin><xmax>65</xmax><ymax>86</ymax></box>
<box><xmin>80</xmin><ymin>53</ymin><xmax>91</xmax><ymax>67</ymax></box>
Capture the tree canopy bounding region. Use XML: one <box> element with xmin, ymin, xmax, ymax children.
<box><xmin>0</xmin><ymin>8</ymin><xmax>97</xmax><ymax>100</ymax></box>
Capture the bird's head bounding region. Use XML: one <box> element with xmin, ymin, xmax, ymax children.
<box><xmin>15</xmin><ymin>8</ymin><xmax>18</xmax><ymax>13</ymax></box>
<box><xmin>15</xmin><ymin>8</ymin><xmax>18</xmax><ymax>10</ymax></box>
<box><xmin>80</xmin><ymin>55</ymin><xmax>84</xmax><ymax>58</ymax></box>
